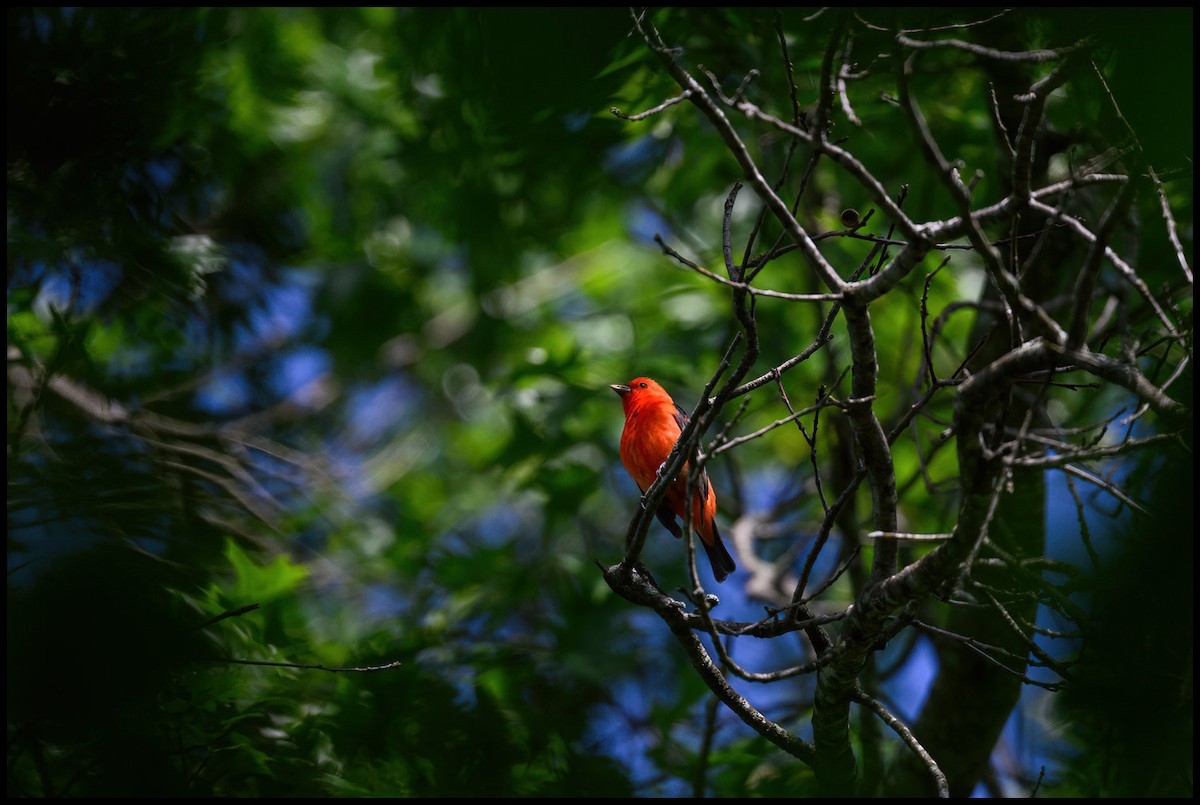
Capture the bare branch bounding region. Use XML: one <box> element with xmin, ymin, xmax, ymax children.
<box><xmin>854</xmin><ymin>687</ymin><xmax>949</xmax><ymax>798</ymax></box>
<box><xmin>896</xmin><ymin>33</ymin><xmax>1086</xmax><ymax>63</ymax></box>
<box><xmin>610</xmin><ymin>89</ymin><xmax>694</xmax><ymax>121</ymax></box>
<box><xmin>219</xmin><ymin>657</ymin><xmax>402</xmax><ymax>673</ymax></box>
<box><xmin>1148</xmin><ymin>167</ymin><xmax>1193</xmax><ymax>284</ymax></box>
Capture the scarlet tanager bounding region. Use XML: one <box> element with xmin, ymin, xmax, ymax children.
<box><xmin>610</xmin><ymin>377</ymin><xmax>737</xmax><ymax>583</ymax></box>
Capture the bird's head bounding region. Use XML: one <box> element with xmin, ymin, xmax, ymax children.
<box><xmin>610</xmin><ymin>377</ymin><xmax>672</xmax><ymax>415</ymax></box>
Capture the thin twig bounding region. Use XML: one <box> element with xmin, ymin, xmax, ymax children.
<box><xmin>219</xmin><ymin>658</ymin><xmax>402</xmax><ymax>673</ymax></box>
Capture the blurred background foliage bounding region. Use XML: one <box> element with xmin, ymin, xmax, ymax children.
<box><xmin>7</xmin><ymin>7</ymin><xmax>1191</xmax><ymax>797</ymax></box>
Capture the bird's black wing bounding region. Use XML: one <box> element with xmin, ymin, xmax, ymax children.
<box><xmin>672</xmin><ymin>402</ymin><xmax>710</xmax><ymax>505</ymax></box>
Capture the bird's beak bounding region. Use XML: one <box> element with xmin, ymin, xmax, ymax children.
<box><xmin>610</xmin><ymin>383</ymin><xmax>631</xmax><ymax>396</ymax></box>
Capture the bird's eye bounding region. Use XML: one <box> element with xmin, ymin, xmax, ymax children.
<box><xmin>639</xmin><ymin>382</ymin><xmax>648</xmax><ymax>388</ymax></box>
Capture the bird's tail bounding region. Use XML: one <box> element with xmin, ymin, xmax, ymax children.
<box><xmin>701</xmin><ymin>522</ymin><xmax>737</xmax><ymax>583</ymax></box>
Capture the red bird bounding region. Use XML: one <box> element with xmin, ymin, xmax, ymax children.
<box><xmin>611</xmin><ymin>377</ymin><xmax>737</xmax><ymax>583</ymax></box>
